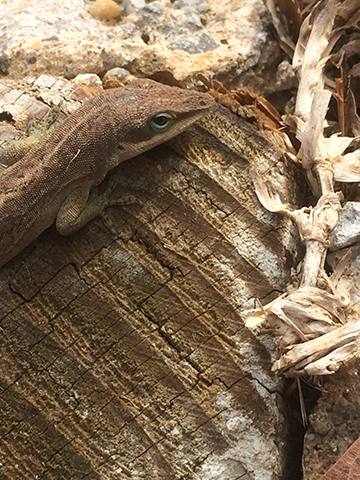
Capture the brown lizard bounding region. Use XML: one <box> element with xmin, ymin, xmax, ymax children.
<box><xmin>0</xmin><ymin>78</ymin><xmax>216</xmax><ymax>268</ymax></box>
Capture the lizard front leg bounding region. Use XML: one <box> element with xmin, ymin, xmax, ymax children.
<box><xmin>56</xmin><ymin>180</ymin><xmax>138</xmax><ymax>236</ymax></box>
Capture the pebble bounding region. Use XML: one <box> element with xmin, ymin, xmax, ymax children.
<box><xmin>330</xmin><ymin>201</ymin><xmax>360</xmax><ymax>250</ymax></box>
<box><xmin>168</xmin><ymin>32</ymin><xmax>219</xmax><ymax>53</ymax></box>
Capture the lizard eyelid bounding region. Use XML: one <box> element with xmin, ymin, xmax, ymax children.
<box><xmin>149</xmin><ymin>112</ymin><xmax>174</xmax><ymax>132</ymax></box>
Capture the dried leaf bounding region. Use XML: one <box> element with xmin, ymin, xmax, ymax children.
<box><xmin>297</xmin><ymin>89</ymin><xmax>332</xmax><ymax>168</ymax></box>
<box><xmin>232</xmin><ymin>88</ymin><xmax>282</xmax><ymax>125</ymax></box>
<box><xmin>289</xmin><ymin>193</ymin><xmax>342</xmax><ymax>245</ymax></box>
<box><xmin>273</xmin><ymin>318</ymin><xmax>360</xmax><ymax>376</ymax></box>
<box><xmin>265</xmin><ymin>0</ymin><xmax>296</xmax><ymax>57</ymax></box>
<box><xmin>346</xmin><ymin>89</ymin><xmax>360</xmax><ymax>136</ymax></box>
<box><xmin>248</xmin><ymin>0</ymin><xmax>360</xmax><ymax>379</ymax></box>
<box><xmin>251</xmin><ymin>168</ymin><xmax>293</xmax><ymax>213</ymax></box>
<box><xmin>247</xmin><ymin>286</ymin><xmax>348</xmax><ymax>346</ymax></box>
<box><xmin>275</xmin><ymin>0</ymin><xmax>302</xmax><ymax>41</ymax></box>
<box><xmin>333</xmin><ymin>150</ymin><xmax>360</xmax><ymax>182</ymax></box>
<box><xmin>294</xmin><ymin>0</ymin><xmax>339</xmax><ymax>119</ymax></box>
<box><xmin>337</xmin><ymin>0</ymin><xmax>360</xmax><ymax>24</ymax></box>
<box><xmin>335</xmin><ymin>61</ymin><xmax>351</xmax><ymax>137</ymax></box>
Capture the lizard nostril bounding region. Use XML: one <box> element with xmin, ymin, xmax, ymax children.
<box><xmin>199</xmin><ymin>97</ymin><xmax>211</xmax><ymax>107</ymax></box>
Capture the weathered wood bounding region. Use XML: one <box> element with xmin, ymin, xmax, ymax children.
<box><xmin>0</xmin><ymin>76</ymin><xmax>300</xmax><ymax>479</ymax></box>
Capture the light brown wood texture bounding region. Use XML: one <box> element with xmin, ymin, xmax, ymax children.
<box><xmin>0</xmin><ymin>77</ymin><xmax>301</xmax><ymax>479</ymax></box>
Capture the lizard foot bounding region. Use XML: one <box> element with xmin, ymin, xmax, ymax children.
<box><xmin>98</xmin><ymin>192</ymin><xmax>142</xmax><ymax>237</ymax></box>
<box><xmin>57</xmin><ymin>184</ymin><xmax>141</xmax><ymax>236</ymax></box>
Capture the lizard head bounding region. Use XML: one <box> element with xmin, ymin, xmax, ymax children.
<box><xmin>107</xmin><ymin>78</ymin><xmax>217</xmax><ymax>162</ymax></box>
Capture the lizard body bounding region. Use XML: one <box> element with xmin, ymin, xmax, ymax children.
<box><xmin>0</xmin><ymin>79</ymin><xmax>215</xmax><ymax>268</ymax></box>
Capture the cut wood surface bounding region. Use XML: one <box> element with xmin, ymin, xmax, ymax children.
<box><xmin>0</xmin><ymin>76</ymin><xmax>300</xmax><ymax>479</ymax></box>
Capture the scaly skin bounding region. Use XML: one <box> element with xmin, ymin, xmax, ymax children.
<box><xmin>0</xmin><ymin>79</ymin><xmax>216</xmax><ymax>268</ymax></box>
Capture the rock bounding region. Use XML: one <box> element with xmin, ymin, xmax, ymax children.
<box><xmin>121</xmin><ymin>0</ymin><xmax>146</xmax><ymax>16</ymax></box>
<box><xmin>303</xmin><ymin>364</ymin><xmax>360</xmax><ymax>479</ymax></box>
<box><xmin>330</xmin><ymin>201</ymin><xmax>360</xmax><ymax>250</ymax></box>
<box><xmin>180</xmin><ymin>11</ymin><xmax>203</xmax><ymax>30</ymax></box>
<box><xmin>103</xmin><ymin>67</ymin><xmax>132</xmax><ymax>84</ymax></box>
<box><xmin>89</xmin><ymin>0</ymin><xmax>122</xmax><ymax>19</ymax></box>
<box><xmin>0</xmin><ymin>0</ymin><xmax>276</xmax><ymax>91</ymax></box>
<box><xmin>168</xmin><ymin>33</ymin><xmax>219</xmax><ymax>53</ymax></box>
<box><xmin>143</xmin><ymin>1</ymin><xmax>166</xmax><ymax>15</ymax></box>
<box><xmin>137</xmin><ymin>1</ymin><xmax>167</xmax><ymax>25</ymax></box>
<box><xmin>72</xmin><ymin>73</ymin><xmax>103</xmax><ymax>94</ymax></box>
<box><xmin>275</xmin><ymin>60</ymin><xmax>298</xmax><ymax>91</ymax></box>
<box><xmin>173</xmin><ymin>0</ymin><xmax>209</xmax><ymax>14</ymax></box>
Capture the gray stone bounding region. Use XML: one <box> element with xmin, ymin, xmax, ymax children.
<box><xmin>103</xmin><ymin>67</ymin><xmax>131</xmax><ymax>83</ymax></box>
<box><xmin>175</xmin><ymin>9</ymin><xmax>203</xmax><ymax>30</ymax></box>
<box><xmin>0</xmin><ymin>0</ymin><xmax>275</xmax><ymax>98</ymax></box>
<box><xmin>144</xmin><ymin>1</ymin><xmax>166</xmax><ymax>14</ymax></box>
<box><xmin>330</xmin><ymin>201</ymin><xmax>360</xmax><ymax>250</ymax></box>
<box><xmin>168</xmin><ymin>33</ymin><xmax>219</xmax><ymax>53</ymax></box>
<box><xmin>173</xmin><ymin>0</ymin><xmax>209</xmax><ymax>14</ymax></box>
<box><xmin>120</xmin><ymin>22</ymin><xmax>140</xmax><ymax>38</ymax></box>
<box><xmin>138</xmin><ymin>0</ymin><xmax>166</xmax><ymax>23</ymax></box>
<box><xmin>121</xmin><ymin>0</ymin><xmax>146</xmax><ymax>16</ymax></box>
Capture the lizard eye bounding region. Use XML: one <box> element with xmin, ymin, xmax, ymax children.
<box><xmin>150</xmin><ymin>112</ymin><xmax>173</xmax><ymax>131</ymax></box>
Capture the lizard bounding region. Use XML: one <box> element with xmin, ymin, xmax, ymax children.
<box><xmin>0</xmin><ymin>78</ymin><xmax>216</xmax><ymax>268</ymax></box>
